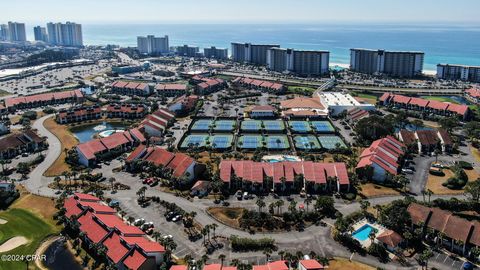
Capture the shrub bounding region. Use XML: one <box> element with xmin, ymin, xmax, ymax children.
<box><xmin>230</xmin><ymin>235</ymin><xmax>277</xmax><ymax>252</ymax></box>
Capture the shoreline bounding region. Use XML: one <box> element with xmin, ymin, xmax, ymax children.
<box><xmin>330</xmin><ymin>62</ymin><xmax>437</xmax><ymax>76</ymax></box>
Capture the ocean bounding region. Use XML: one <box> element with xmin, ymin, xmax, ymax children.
<box><xmin>78</xmin><ymin>23</ymin><xmax>480</xmax><ymax>71</ymax></box>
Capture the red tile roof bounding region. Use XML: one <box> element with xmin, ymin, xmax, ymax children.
<box><xmin>299</xmin><ymin>260</ymin><xmax>324</xmax><ymax>270</ymax></box>
<box><xmin>427</xmin><ymin>100</ymin><xmax>449</xmax><ymax>111</ymax></box>
<box><xmin>392</xmin><ymin>95</ymin><xmax>411</xmax><ymax>104</ymax></box>
<box><xmin>170</xmin><ymin>266</ymin><xmax>188</xmax><ymax>270</ymax></box>
<box><xmin>103</xmin><ymin>232</ymin><xmax>130</xmax><ymax>264</ymax></box>
<box><xmin>251</xmin><ymin>105</ymin><xmax>276</xmax><ymax>112</ymax></box>
<box><xmin>407</xmin><ymin>203</ymin><xmax>431</xmax><ymax>225</ymax></box>
<box><xmin>466</xmin><ymin>88</ymin><xmax>480</xmax><ymax>98</ymax></box>
<box><xmin>74</xmin><ymin>193</ymin><xmax>100</xmax><ymax>202</ymax></box>
<box><xmin>399</xmin><ymin>129</ymin><xmax>416</xmax><ymax>145</ymax></box>
<box><xmin>155</xmin><ymin>84</ymin><xmax>187</xmax><ymax>91</ymax></box>
<box><xmin>376</xmin><ymin>230</ymin><xmax>403</xmax><ymax>247</ymax></box>
<box><xmin>446</xmin><ymin>103</ymin><xmax>469</xmax><ymax>116</ymax></box>
<box><xmin>64</xmin><ymin>197</ymin><xmax>84</xmax><ymax>218</ymax></box>
<box><xmin>126</xmin><ymin>144</ymin><xmax>147</xmax><ymax>162</ymax></box>
<box><xmin>145</xmin><ymin>148</ymin><xmax>175</xmax><ymax>166</ymax></box>
<box><xmin>77</xmin><ymin>212</ymin><xmax>109</xmax><ymax>244</ymax></box>
<box><xmin>100</xmin><ymin>132</ymin><xmax>132</xmax><ymax>150</ymax></box>
<box><xmin>357</xmin><ymin>137</ymin><xmax>404</xmax><ymax>175</ymax></box>
<box><xmin>77</xmin><ymin>140</ymin><xmax>107</xmax><ymax>160</ymax></box>
<box><xmin>204</xmin><ymin>264</ymin><xmax>222</xmax><ymax>270</ymax></box>
<box><xmin>409</xmin><ymin>97</ymin><xmax>430</xmax><ymax>107</ymax></box>
<box><xmin>78</xmin><ymin>201</ymin><xmax>116</xmax><ymax>214</ymax></box>
<box><xmin>379</xmin><ymin>93</ymin><xmax>392</xmax><ymax>102</ymax></box>
<box><xmin>5</xmin><ymin>89</ymin><xmax>82</xmax><ymax>108</ymax></box>
<box><xmin>122</xmin><ymin>249</ymin><xmax>148</xmax><ymax>270</ymax></box>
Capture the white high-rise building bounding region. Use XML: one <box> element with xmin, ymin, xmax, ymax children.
<box><xmin>7</xmin><ymin>22</ymin><xmax>26</xmax><ymax>42</ymax></box>
<box><xmin>0</xmin><ymin>25</ymin><xmax>8</xmax><ymax>41</ymax></box>
<box><xmin>33</xmin><ymin>26</ymin><xmax>48</xmax><ymax>42</ymax></box>
<box><xmin>437</xmin><ymin>64</ymin><xmax>480</xmax><ymax>83</ymax></box>
<box><xmin>46</xmin><ymin>22</ymin><xmax>83</xmax><ymax>47</ymax></box>
<box><xmin>267</xmin><ymin>48</ymin><xmax>329</xmax><ymax>76</ymax></box>
<box><xmin>137</xmin><ymin>35</ymin><xmax>169</xmax><ymax>55</ymax></box>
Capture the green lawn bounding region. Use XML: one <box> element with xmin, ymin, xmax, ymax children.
<box><xmin>0</xmin><ymin>208</ymin><xmax>60</xmax><ymax>270</ymax></box>
<box><xmin>287</xmin><ymin>85</ymin><xmax>317</xmax><ymax>95</ymax></box>
<box><xmin>351</xmin><ymin>92</ymin><xmax>379</xmax><ymax>103</ymax></box>
<box><xmin>421</xmin><ymin>96</ymin><xmax>460</xmax><ymax>104</ymax></box>
<box><xmin>0</xmin><ymin>89</ymin><xmax>10</xmax><ymax>97</ymax></box>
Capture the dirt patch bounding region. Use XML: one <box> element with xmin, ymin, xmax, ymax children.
<box><xmin>329</xmin><ymin>257</ymin><xmax>375</xmax><ymax>270</ymax></box>
<box><xmin>12</xmin><ymin>185</ymin><xmax>58</xmax><ymax>223</ymax></box>
<box><xmin>43</xmin><ymin>117</ymin><xmax>79</xmax><ymax>176</ymax></box>
<box><xmin>207</xmin><ymin>207</ymin><xmax>244</xmax><ymax>228</ymax></box>
<box><xmin>0</xmin><ymin>236</ymin><xmax>29</xmax><ymax>252</ymax></box>
<box><xmin>358</xmin><ymin>183</ymin><xmax>400</xmax><ymax>198</ymax></box>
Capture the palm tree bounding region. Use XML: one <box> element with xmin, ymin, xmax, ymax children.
<box><xmin>304</xmin><ymin>197</ymin><xmax>312</xmax><ymax>212</ymax></box>
<box><xmin>230</xmin><ymin>259</ymin><xmax>240</xmax><ymax>266</ymax></box>
<box><xmin>210</xmin><ymin>223</ymin><xmax>218</xmax><ymax>239</ymax></box>
<box><xmin>152</xmin><ymin>231</ymin><xmax>161</xmax><ymax>242</ymax></box>
<box><xmin>276</xmin><ymin>199</ymin><xmax>284</xmax><ymax>214</ymax></box>
<box><xmin>369</xmin><ymin>230</ymin><xmax>376</xmax><ymax>245</ymax></box>
<box><xmin>218</xmin><ymin>254</ymin><xmax>226</xmax><ymax>266</ymax></box>
<box><xmin>278</xmin><ymin>250</ymin><xmax>285</xmax><ymax>260</ymax></box>
<box><xmin>263</xmin><ymin>248</ymin><xmax>272</xmax><ymax>261</ymax></box>
<box><xmin>108</xmin><ymin>177</ymin><xmax>116</xmax><ymax>191</ymax></box>
<box><xmin>256</xmin><ymin>198</ymin><xmax>266</xmax><ymax>212</ymax></box>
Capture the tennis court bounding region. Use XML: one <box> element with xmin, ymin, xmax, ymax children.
<box><xmin>288</xmin><ymin>121</ymin><xmax>312</xmax><ymax>133</ymax></box>
<box><xmin>191</xmin><ymin>119</ymin><xmax>214</xmax><ymax>131</ymax></box>
<box><xmin>263</xmin><ymin>120</ymin><xmax>285</xmax><ymax>132</ymax></box>
<box><xmin>317</xmin><ymin>135</ymin><xmax>347</xmax><ymax>150</ymax></box>
<box><xmin>310</xmin><ymin>121</ymin><xmax>335</xmax><ymax>133</ymax></box>
<box><xmin>211</xmin><ymin>135</ymin><xmax>234</xmax><ymax>149</ymax></box>
<box><xmin>241</xmin><ymin>120</ymin><xmax>262</xmax><ymax>131</ymax></box>
<box><xmin>213</xmin><ymin>120</ymin><xmax>236</xmax><ymax>132</ymax></box>
<box><xmin>238</xmin><ymin>135</ymin><xmax>263</xmax><ymax>149</ymax></box>
<box><xmin>181</xmin><ymin>134</ymin><xmax>209</xmax><ymax>148</ymax></box>
<box><xmin>266</xmin><ymin>135</ymin><xmax>290</xmax><ymax>150</ymax></box>
<box><xmin>293</xmin><ymin>135</ymin><xmax>321</xmax><ymax>150</ymax></box>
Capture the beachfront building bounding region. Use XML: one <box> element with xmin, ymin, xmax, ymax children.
<box><xmin>141</xmin><ymin>108</ymin><xmax>175</xmax><ymax>138</ymax></box>
<box><xmin>137</xmin><ymin>35</ymin><xmax>169</xmax><ymax>55</ymax></box>
<box><xmin>105</xmin><ymin>103</ymin><xmax>146</xmax><ymax>119</ymax></box>
<box><xmin>356</xmin><ymin>136</ymin><xmax>405</xmax><ymax>182</ymax></box>
<box><xmin>155</xmin><ymin>83</ymin><xmax>188</xmax><ymax>97</ymax></box>
<box><xmin>76</xmin><ymin>129</ymin><xmax>145</xmax><ymax>167</ymax></box>
<box><xmin>33</xmin><ymin>26</ymin><xmax>48</xmax><ymax>42</ymax></box>
<box><xmin>0</xmin><ymin>130</ymin><xmax>46</xmax><ymax>159</ymax></box>
<box><xmin>7</xmin><ymin>22</ymin><xmax>26</xmax><ymax>42</ymax></box>
<box><xmin>437</xmin><ymin>64</ymin><xmax>480</xmax><ymax>82</ymax></box>
<box><xmin>176</xmin><ymin>45</ymin><xmax>200</xmax><ymax>57</ymax></box>
<box><xmin>203</xmin><ymin>46</ymin><xmax>228</xmax><ymax>60</ymax></box>
<box><xmin>266</xmin><ymin>48</ymin><xmax>330</xmax><ymax>76</ymax></box>
<box><xmin>379</xmin><ymin>93</ymin><xmax>471</xmax><ymax>120</ymax></box>
<box><xmin>126</xmin><ymin>145</ymin><xmax>197</xmax><ymax>183</ymax></box>
<box><xmin>466</xmin><ymin>88</ymin><xmax>480</xmax><ymax>104</ymax></box>
<box><xmin>316</xmin><ymin>92</ymin><xmax>375</xmax><ymax>116</ymax></box>
<box><xmin>4</xmin><ymin>89</ymin><xmax>84</xmax><ymax>111</ymax></box>
<box><xmin>46</xmin><ymin>22</ymin><xmax>83</xmax><ymax>46</ymax></box>
<box><xmin>56</xmin><ymin>106</ymin><xmax>102</xmax><ymax>124</ymax></box>
<box><xmin>220</xmin><ymin>160</ymin><xmax>350</xmax><ymax>193</ymax></box>
<box><xmin>231</xmin><ymin>43</ymin><xmax>280</xmax><ymax>65</ymax></box>
<box><xmin>63</xmin><ymin>193</ymin><xmax>165</xmax><ymax>269</ymax></box>
<box><xmin>350</xmin><ymin>48</ymin><xmax>424</xmax><ymax>78</ymax></box>
<box><xmin>110</xmin><ymin>81</ymin><xmax>152</xmax><ymax>96</ymax></box>
<box><xmin>231</xmin><ymin>77</ymin><xmax>285</xmax><ymax>93</ymax></box>
<box><xmin>407</xmin><ymin>203</ymin><xmax>480</xmax><ymax>256</ymax></box>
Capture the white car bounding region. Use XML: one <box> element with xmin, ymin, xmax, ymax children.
<box><xmin>134</xmin><ymin>218</ymin><xmax>145</xmax><ymax>226</ymax></box>
<box><xmin>163</xmin><ymin>235</ymin><xmax>173</xmax><ymax>239</ymax></box>
<box><xmin>172</xmin><ymin>215</ymin><xmax>182</xmax><ymax>222</ymax></box>
<box><xmin>402</xmin><ymin>168</ymin><xmax>414</xmax><ymax>174</ymax></box>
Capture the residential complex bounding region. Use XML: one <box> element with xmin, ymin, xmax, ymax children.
<box><xmin>350</xmin><ymin>48</ymin><xmax>424</xmax><ymax>78</ymax></box>
<box><xmin>203</xmin><ymin>46</ymin><xmax>228</xmax><ymax>60</ymax></box>
<box><xmin>231</xmin><ymin>43</ymin><xmax>280</xmax><ymax>65</ymax></box>
<box><xmin>46</xmin><ymin>22</ymin><xmax>83</xmax><ymax>46</ymax></box>
<box><xmin>232</xmin><ymin>77</ymin><xmax>285</xmax><ymax>92</ymax></box>
<box><xmin>155</xmin><ymin>83</ymin><xmax>188</xmax><ymax>97</ymax></box>
<box><xmin>465</xmin><ymin>88</ymin><xmax>480</xmax><ymax>104</ymax></box>
<box><xmin>137</xmin><ymin>35</ymin><xmax>169</xmax><ymax>55</ymax></box>
<box><xmin>379</xmin><ymin>93</ymin><xmax>471</xmax><ymax>120</ymax></box>
<box><xmin>111</xmin><ymin>81</ymin><xmax>152</xmax><ymax>96</ymax></box>
<box><xmin>398</xmin><ymin>129</ymin><xmax>453</xmax><ymax>154</ymax></box>
<box><xmin>4</xmin><ymin>89</ymin><xmax>84</xmax><ymax>111</ymax></box>
<box><xmin>56</xmin><ymin>106</ymin><xmax>102</xmax><ymax>124</ymax></box>
<box><xmin>0</xmin><ymin>24</ymin><xmax>7</xmax><ymax>41</ymax></box>
<box><xmin>267</xmin><ymin>48</ymin><xmax>330</xmax><ymax>76</ymax></box>
<box><xmin>141</xmin><ymin>108</ymin><xmax>175</xmax><ymax>138</ymax></box>
<box><xmin>0</xmin><ymin>130</ymin><xmax>45</xmax><ymax>159</ymax></box>
<box><xmin>437</xmin><ymin>64</ymin><xmax>480</xmax><ymax>82</ymax></box>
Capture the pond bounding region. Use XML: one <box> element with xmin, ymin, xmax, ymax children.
<box><xmin>70</xmin><ymin>121</ymin><xmax>128</xmax><ymax>143</ymax></box>
<box><xmin>43</xmin><ymin>238</ymin><xmax>82</xmax><ymax>270</ymax></box>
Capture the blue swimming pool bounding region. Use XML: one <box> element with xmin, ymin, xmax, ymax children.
<box><xmin>352</xmin><ymin>224</ymin><xmax>376</xmax><ymax>241</ymax></box>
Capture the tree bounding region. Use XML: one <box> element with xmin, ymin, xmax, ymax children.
<box><xmin>393</xmin><ymin>174</ymin><xmax>410</xmax><ymax>193</ymax></box>
<box><xmin>108</xmin><ymin>177</ymin><xmax>116</xmax><ymax>191</ymax></box>
<box><xmin>419</xmin><ymin>248</ymin><xmax>434</xmax><ymax>270</ymax></box>
<box><xmin>275</xmin><ymin>200</ymin><xmax>284</xmax><ymax>214</ymax></box>
<box><xmin>369</xmin><ymin>230</ymin><xmax>376</xmax><ymax>245</ymax></box>
<box><xmin>354</xmin><ymin>115</ymin><xmax>395</xmax><ymax>145</ymax></box>
<box><xmin>218</xmin><ymin>254</ymin><xmax>226</xmax><ymax>266</ymax></box>
<box><xmin>411</xmin><ymin>119</ymin><xmax>424</xmax><ymax>131</ymax></box>
<box><xmin>256</xmin><ymin>198</ymin><xmax>266</xmax><ymax>213</ymax></box>
<box><xmin>439</xmin><ymin>116</ymin><xmax>460</xmax><ymax>134</ymax></box>
<box><xmin>359</xmin><ymin>199</ymin><xmax>370</xmax><ymax>214</ymax></box>
<box><xmin>465</xmin><ymin>179</ymin><xmax>480</xmax><ymax>202</ymax></box>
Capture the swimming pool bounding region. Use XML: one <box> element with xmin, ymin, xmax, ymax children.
<box><xmin>352</xmin><ymin>224</ymin><xmax>376</xmax><ymax>241</ymax></box>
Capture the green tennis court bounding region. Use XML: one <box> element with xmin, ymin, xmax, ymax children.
<box><xmin>266</xmin><ymin>135</ymin><xmax>290</xmax><ymax>150</ymax></box>
<box><xmin>241</xmin><ymin>120</ymin><xmax>262</xmax><ymax>131</ymax></box>
<box><xmin>317</xmin><ymin>135</ymin><xmax>347</xmax><ymax>150</ymax></box>
<box><xmin>238</xmin><ymin>135</ymin><xmax>263</xmax><ymax>149</ymax></box>
<box><xmin>213</xmin><ymin>120</ymin><xmax>236</xmax><ymax>132</ymax></box>
<box><xmin>293</xmin><ymin>135</ymin><xmax>321</xmax><ymax>150</ymax></box>
<box><xmin>288</xmin><ymin>121</ymin><xmax>312</xmax><ymax>133</ymax></box>
<box><xmin>263</xmin><ymin>120</ymin><xmax>285</xmax><ymax>132</ymax></box>
<box><xmin>191</xmin><ymin>119</ymin><xmax>214</xmax><ymax>131</ymax></box>
<box><xmin>181</xmin><ymin>134</ymin><xmax>209</xmax><ymax>148</ymax></box>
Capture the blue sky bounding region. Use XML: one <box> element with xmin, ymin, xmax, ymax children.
<box><xmin>3</xmin><ymin>0</ymin><xmax>480</xmax><ymax>24</ymax></box>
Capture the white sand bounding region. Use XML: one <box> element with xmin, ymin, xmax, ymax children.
<box><xmin>0</xmin><ymin>218</ymin><xmax>7</xmax><ymax>224</ymax></box>
<box><xmin>0</xmin><ymin>236</ymin><xmax>29</xmax><ymax>252</ymax></box>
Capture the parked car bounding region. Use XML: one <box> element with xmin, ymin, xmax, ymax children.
<box><xmin>134</xmin><ymin>218</ymin><xmax>145</xmax><ymax>226</ymax></box>
<box><xmin>243</xmin><ymin>192</ymin><xmax>249</xmax><ymax>200</ymax></box>
<box><xmin>236</xmin><ymin>191</ymin><xmax>243</xmax><ymax>200</ymax></box>
<box><xmin>401</xmin><ymin>168</ymin><xmax>414</xmax><ymax>174</ymax></box>
<box><xmin>108</xmin><ymin>200</ymin><xmax>119</xmax><ymax>207</ymax></box>
<box><xmin>172</xmin><ymin>215</ymin><xmax>183</xmax><ymax>222</ymax></box>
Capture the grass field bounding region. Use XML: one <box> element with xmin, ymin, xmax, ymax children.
<box><xmin>43</xmin><ymin>117</ymin><xmax>79</xmax><ymax>176</ymax></box>
<box><xmin>358</xmin><ymin>183</ymin><xmax>400</xmax><ymax>198</ymax></box>
<box><xmin>328</xmin><ymin>257</ymin><xmax>375</xmax><ymax>270</ymax></box>
<box><xmin>351</xmin><ymin>92</ymin><xmax>378</xmax><ymax>104</ymax></box>
<box><xmin>287</xmin><ymin>85</ymin><xmax>317</xmax><ymax>96</ymax></box>
<box><xmin>421</xmin><ymin>96</ymin><xmax>460</xmax><ymax>104</ymax></box>
<box><xmin>0</xmin><ymin>187</ymin><xmax>61</xmax><ymax>270</ymax></box>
